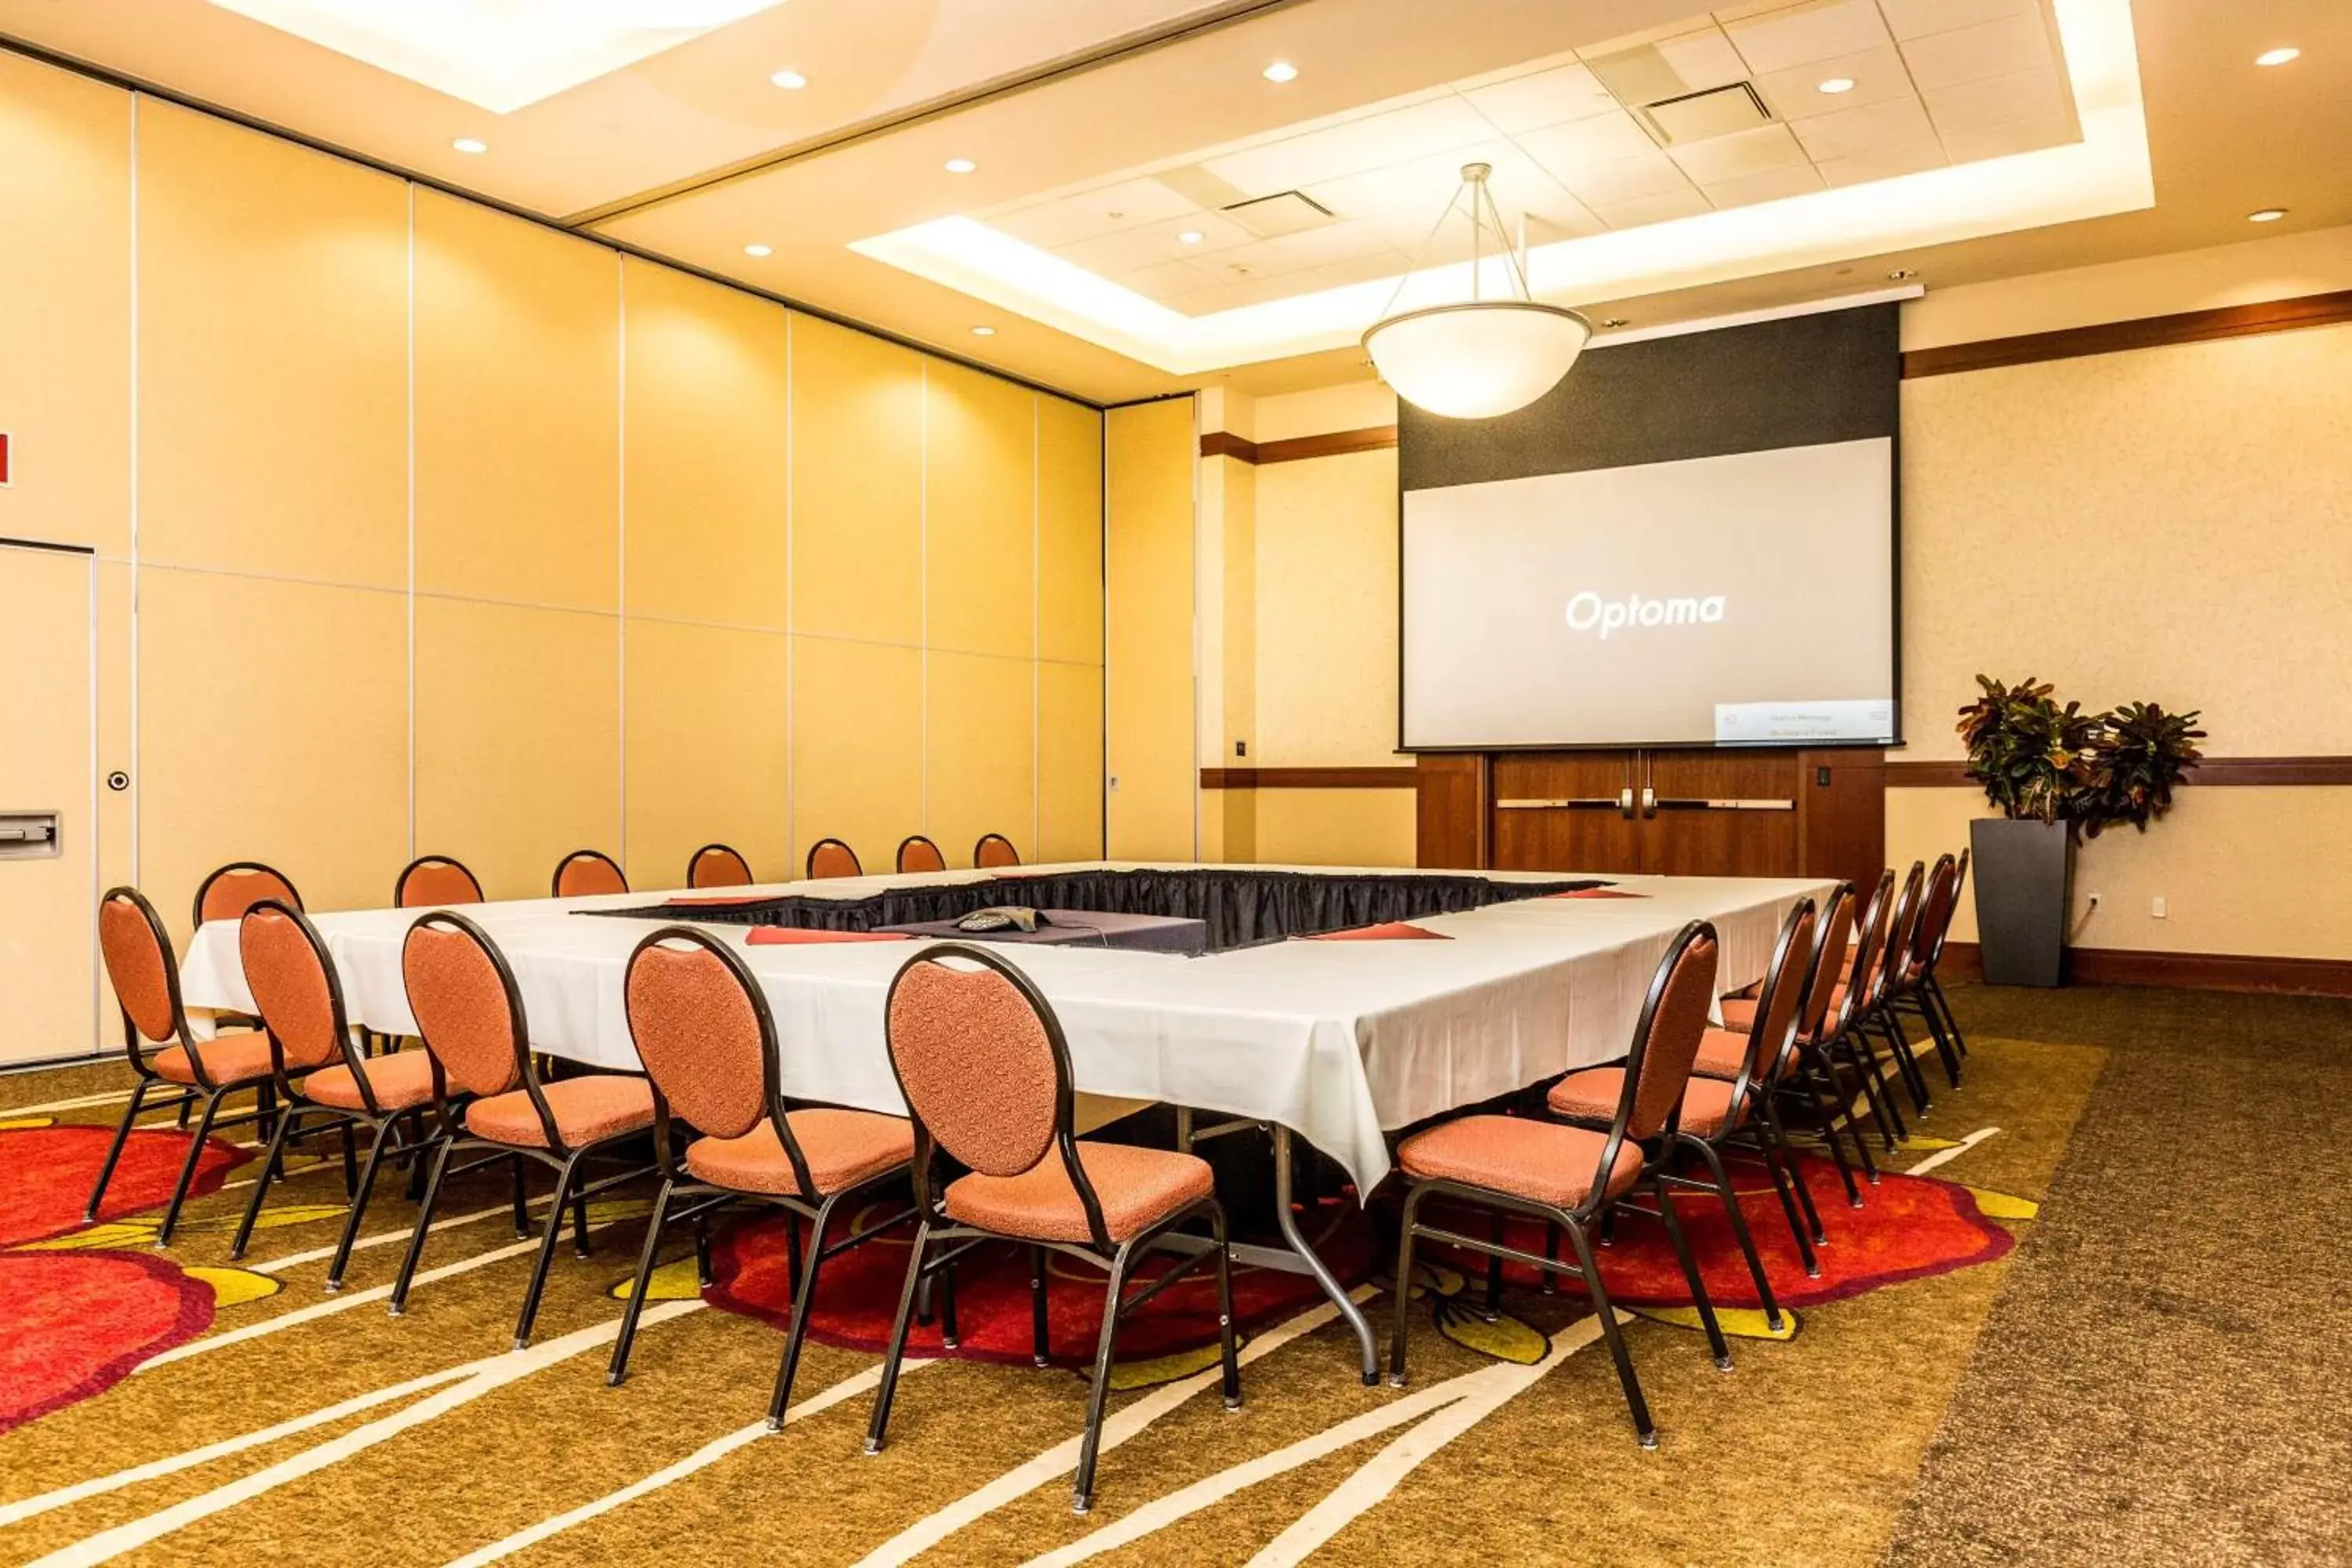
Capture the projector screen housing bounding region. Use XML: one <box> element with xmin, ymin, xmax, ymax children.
<box><xmin>1397</xmin><ymin>303</ymin><xmax>1902</xmax><ymax>753</ymax></box>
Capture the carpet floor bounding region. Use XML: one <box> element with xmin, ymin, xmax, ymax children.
<box><xmin>0</xmin><ymin>984</ymin><xmax>2338</xmax><ymax>1566</ymax></box>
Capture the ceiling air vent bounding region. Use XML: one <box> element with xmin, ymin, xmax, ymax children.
<box><xmin>1640</xmin><ymin>82</ymin><xmax>1772</xmax><ymax>145</ymax></box>
<box><xmin>1220</xmin><ymin>190</ymin><xmax>1338</xmax><ymax>239</ymax></box>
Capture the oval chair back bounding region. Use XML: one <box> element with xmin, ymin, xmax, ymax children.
<box><xmin>884</xmin><ymin>942</ymin><xmax>1109</xmax><ymax>1250</ymax></box>
<box><xmin>1929</xmin><ymin>849</ymin><xmax>1970</xmax><ymax>970</ymax></box>
<box><xmin>552</xmin><ymin>849</ymin><xmax>628</xmax><ymax>899</ymax></box>
<box><xmin>238</xmin><ymin>901</ymin><xmax>354</xmax><ymax>1080</ymax></box>
<box><xmin>688</xmin><ymin>844</ymin><xmax>754</xmax><ymax>889</ymax></box>
<box><xmin>625</xmin><ymin>927</ymin><xmax>817</xmax><ymax>1196</ymax></box>
<box><xmin>401</xmin><ymin>910</ymin><xmax>544</xmax><ymax>1136</ymax></box>
<box><xmin>1827</xmin><ymin>870</ymin><xmax>1896</xmax><ymax>1039</ymax></box>
<box><xmin>1904</xmin><ymin>855</ymin><xmax>1959</xmax><ymax>985</ymax></box>
<box><xmin>806</xmin><ymin>838</ymin><xmax>862</xmax><ymax>880</ymax></box>
<box><xmin>1730</xmin><ymin>899</ymin><xmax>1817</xmax><ymax>1103</ymax></box>
<box><xmin>99</xmin><ymin>887</ymin><xmax>194</xmax><ymax>1057</ymax></box>
<box><xmin>194</xmin><ymin>860</ymin><xmax>302</xmax><ymax>929</ymax></box>
<box><xmin>972</xmin><ymin>833</ymin><xmax>1021</xmax><ymax>869</ymax></box>
<box><xmin>895</xmin><ymin>835</ymin><xmax>946</xmax><ymax>874</ymax></box>
<box><xmin>1867</xmin><ymin>862</ymin><xmax>1926</xmax><ymax>1009</ymax></box>
<box><xmin>1795</xmin><ymin>883</ymin><xmax>1857</xmax><ymax>1045</ymax></box>
<box><xmin>396</xmin><ymin>855</ymin><xmax>485</xmax><ymax>909</ymax></box>
<box><xmin>1584</xmin><ymin>921</ymin><xmax>1717</xmax><ymax>1209</ymax></box>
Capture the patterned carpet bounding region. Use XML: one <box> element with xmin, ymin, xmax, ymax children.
<box><xmin>1</xmin><ymin>984</ymin><xmax>2330</xmax><ymax>1566</ymax></box>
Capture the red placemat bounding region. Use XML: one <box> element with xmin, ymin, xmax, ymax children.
<box><xmin>1548</xmin><ymin>888</ymin><xmax>1647</xmax><ymax>899</ymax></box>
<box><xmin>746</xmin><ymin>927</ymin><xmax>913</xmax><ymax>945</ymax></box>
<box><xmin>1306</xmin><ymin>921</ymin><xmax>1453</xmax><ymax>941</ymax></box>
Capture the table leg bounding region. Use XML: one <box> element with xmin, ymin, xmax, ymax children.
<box><xmin>1271</xmin><ymin>1124</ymin><xmax>1380</xmax><ymax>1386</ymax></box>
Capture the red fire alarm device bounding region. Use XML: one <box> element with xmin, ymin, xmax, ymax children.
<box><xmin>0</xmin><ymin>431</ymin><xmax>12</xmax><ymax>487</ymax></box>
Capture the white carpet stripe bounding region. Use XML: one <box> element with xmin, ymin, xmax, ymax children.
<box><xmin>250</xmin><ymin>1203</ymin><xmax>534</xmax><ymax>1275</ymax></box>
<box><xmin>1906</xmin><ymin>1126</ymin><xmax>2001</xmax><ymax>1177</ymax></box>
<box><xmin>22</xmin><ymin>1303</ymin><xmax>702</xmax><ymax>1568</ymax></box>
<box><xmin>440</xmin><ymin>1360</ymin><xmax>937</xmax><ymax>1568</ymax></box>
<box><xmin>852</xmin><ymin>1286</ymin><xmax>1377</xmax><ymax>1568</ymax></box>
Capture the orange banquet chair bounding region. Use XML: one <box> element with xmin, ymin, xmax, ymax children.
<box><xmin>390</xmin><ymin>911</ymin><xmax>656</xmax><ymax>1347</ymax></box>
<box><xmin>804</xmin><ymin>837</ymin><xmax>862</xmax><ymax>880</ymax></box>
<box><xmin>395</xmin><ymin>854</ymin><xmax>485</xmax><ymax>909</ymax></box>
<box><xmin>1886</xmin><ymin>852</ymin><xmax>1966</xmax><ymax>1088</ymax></box>
<box><xmin>1550</xmin><ymin>898</ymin><xmax>1818</xmax><ymax>1305</ymax></box>
<box><xmin>226</xmin><ymin>902</ymin><xmax>441</xmax><ymax>1288</ymax></box>
<box><xmin>89</xmin><ymin>887</ymin><xmax>279</xmax><ymax>1242</ymax></box>
<box><xmin>607</xmin><ymin>926</ymin><xmax>916</xmax><ymax>1419</ymax></box>
<box><xmin>192</xmin><ymin>858</ymin><xmax>303</xmax><ymax>931</ymax></box>
<box><xmin>972</xmin><ymin>833</ymin><xmax>1022</xmax><ymax>869</ymax></box>
<box><xmin>552</xmin><ymin>848</ymin><xmax>630</xmax><ymax>899</ymax></box>
<box><xmin>1853</xmin><ymin>861</ymin><xmax>1933</xmax><ymax>1120</ymax></box>
<box><xmin>688</xmin><ymin>843</ymin><xmax>755</xmax><ymax>889</ymax></box>
<box><xmin>864</xmin><ymin>944</ymin><xmax>1240</xmax><ymax>1514</ymax></box>
<box><xmin>895</xmin><ymin>835</ymin><xmax>946</xmax><ymax>874</ymax></box>
<box><xmin>1388</xmin><ymin>920</ymin><xmax>1728</xmax><ymax>1448</ymax></box>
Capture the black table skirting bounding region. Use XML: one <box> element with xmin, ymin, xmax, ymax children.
<box><xmin>587</xmin><ymin>866</ymin><xmax>1608</xmax><ymax>954</ymax></box>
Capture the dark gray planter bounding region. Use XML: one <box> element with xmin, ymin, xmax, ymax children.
<box><xmin>1969</xmin><ymin>817</ymin><xmax>2072</xmax><ymax>987</ymax></box>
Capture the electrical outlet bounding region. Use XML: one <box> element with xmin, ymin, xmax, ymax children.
<box><xmin>1236</xmin><ymin>739</ymin><xmax>1247</xmax><ymax>757</ymax></box>
<box><xmin>2151</xmin><ymin>895</ymin><xmax>2167</xmax><ymax>919</ymax></box>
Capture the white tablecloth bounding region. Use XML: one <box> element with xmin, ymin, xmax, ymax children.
<box><xmin>178</xmin><ymin>862</ymin><xmax>1828</xmax><ymax>1192</ymax></box>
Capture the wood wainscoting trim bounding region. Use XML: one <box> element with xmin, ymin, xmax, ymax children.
<box><xmin>1900</xmin><ymin>289</ymin><xmax>2352</xmax><ymax>379</ymax></box>
<box><xmin>1888</xmin><ymin>756</ymin><xmax>2352</xmax><ymax>788</ymax></box>
<box><xmin>1201</xmin><ymin>765</ymin><xmax>1419</xmax><ymax>789</ymax></box>
<box><xmin>1938</xmin><ymin>942</ymin><xmax>2352</xmax><ymax>998</ymax></box>
<box><xmin>1196</xmin><ymin>426</ymin><xmax>1399</xmax><ymax>465</ymax></box>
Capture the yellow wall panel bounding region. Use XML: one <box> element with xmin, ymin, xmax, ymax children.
<box><xmin>0</xmin><ymin>546</ymin><xmax>95</xmax><ymax>1061</ymax></box>
<box><xmin>137</xmin><ymin>101</ymin><xmax>407</xmax><ymax>587</ymax></box>
<box><xmin>1254</xmin><ymin>449</ymin><xmax>1398</xmax><ymax>767</ymax></box>
<box><xmin>1253</xmin><ymin>789</ymin><xmax>1417</xmax><ymax>869</ymax></box>
<box><xmin>1105</xmin><ymin>398</ymin><xmax>1196</xmax><ymax>861</ymax></box>
<box><xmin>415</xmin><ymin>191</ymin><xmax>619</xmax><ymax>612</ymax></box>
<box><xmin>624</xmin><ymin>617</ymin><xmax>790</xmax><ymax>887</ymax></box>
<box><xmin>139</xmin><ymin>567</ymin><xmax>407</xmax><ymax>938</ymax></box>
<box><xmin>1040</xmin><ymin>662</ymin><xmax>1105</xmax><ymax>863</ymax></box>
<box><xmin>924</xmin><ymin>362</ymin><xmax>1034</xmax><ymax>659</ymax></box>
<box><xmin>791</xmin><ymin>315</ymin><xmax>923</xmax><ymax>645</ymax></box>
<box><xmin>0</xmin><ymin>56</ymin><xmax>130</xmax><ymax>557</ymax></box>
<box><xmin>621</xmin><ymin>258</ymin><xmax>789</xmax><ymax>628</ymax></box>
<box><xmin>927</xmin><ymin>651</ymin><xmax>1035</xmax><ymax>867</ymax></box>
<box><xmin>791</xmin><ymin>635</ymin><xmax>921</xmax><ymax>875</ymax></box>
<box><xmin>413</xmin><ymin>597</ymin><xmax>620</xmax><ymax>902</ymax></box>
<box><xmin>1038</xmin><ymin>397</ymin><xmax>1105</xmax><ymax>666</ymax></box>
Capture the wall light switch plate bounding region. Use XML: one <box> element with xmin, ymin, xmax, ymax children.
<box><xmin>2151</xmin><ymin>895</ymin><xmax>2167</xmax><ymax>919</ymax></box>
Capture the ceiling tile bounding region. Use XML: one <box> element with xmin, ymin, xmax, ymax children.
<box><xmin>1589</xmin><ymin>187</ymin><xmax>1715</xmax><ymax>229</ymax></box>
<box><xmin>1668</xmin><ymin>122</ymin><xmax>1809</xmax><ymax>184</ymax></box>
<box><xmin>1813</xmin><ymin>138</ymin><xmax>1949</xmax><ymax>186</ymax></box>
<box><xmin>1876</xmin><ymin>0</ymin><xmax>2035</xmax><ymax>43</ymax></box>
<box><xmin>1938</xmin><ymin>113</ymin><xmax>2074</xmax><ymax>163</ymax></box>
<box><xmin>1129</xmin><ymin>209</ymin><xmax>1258</xmax><ymax>262</ymax></box>
<box><xmin>1301</xmin><ymin>160</ymin><xmax>1462</xmax><ymax>223</ymax></box>
<box><xmin>993</xmin><ymin>176</ymin><xmax>1199</xmax><ymax>249</ymax></box>
<box><xmin>1549</xmin><ymin>150</ymin><xmax>1693</xmax><ymax>205</ymax></box>
<box><xmin>1457</xmin><ymin>61</ymin><xmax>1619</xmax><ymax>134</ymax></box>
<box><xmin>1899</xmin><ymin>10</ymin><xmax>2053</xmax><ymax>89</ymax></box>
<box><xmin>1788</xmin><ymin>93</ymin><xmax>1936</xmax><ymax>161</ymax></box>
<box><xmin>1512</xmin><ymin>109</ymin><xmax>1662</xmax><ymax>174</ymax></box>
<box><xmin>1924</xmin><ymin>66</ymin><xmax>2067</xmax><ymax>132</ymax></box>
<box><xmin>1585</xmin><ymin>25</ymin><xmax>1748</xmax><ymax>107</ymax></box>
<box><xmin>1124</xmin><ymin>259</ymin><xmax>1213</xmax><ymax>300</ymax></box>
<box><xmin>1199</xmin><ymin>96</ymin><xmax>1494</xmax><ymax>200</ymax></box>
<box><xmin>1723</xmin><ymin>0</ymin><xmax>1894</xmax><ymax>75</ymax></box>
<box><xmin>1054</xmin><ymin>227</ymin><xmax>1179</xmax><ymax>275</ymax></box>
<box><xmin>1704</xmin><ymin>162</ymin><xmax>1827</xmax><ymax>209</ymax></box>
<box><xmin>1753</xmin><ymin>45</ymin><xmax>1915</xmax><ymax>121</ymax></box>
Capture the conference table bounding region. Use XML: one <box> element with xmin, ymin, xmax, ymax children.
<box><xmin>178</xmin><ymin>860</ymin><xmax>1830</xmax><ymax>1381</ymax></box>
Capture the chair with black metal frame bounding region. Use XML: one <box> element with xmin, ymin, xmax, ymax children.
<box><xmin>862</xmin><ymin>942</ymin><xmax>1240</xmax><ymax>1515</ymax></box>
<box><xmin>1718</xmin><ymin>881</ymin><xmax>1875</xmax><ymax>1213</ymax></box>
<box><xmin>395</xmin><ymin>854</ymin><xmax>485</xmax><ymax>909</ymax></box>
<box><xmin>1551</xmin><ymin>899</ymin><xmax>1818</xmax><ymax>1301</ymax></box>
<box><xmin>388</xmin><ymin>910</ymin><xmax>657</xmax><ymax>1347</ymax></box>
<box><xmin>1857</xmin><ymin>862</ymin><xmax>1935</xmax><ymax>1116</ymax></box>
<box><xmin>607</xmin><ymin>926</ymin><xmax>917</xmax><ymax>1417</ymax></box>
<box><xmin>1886</xmin><ymin>853</ymin><xmax>1966</xmax><ymax>1088</ymax></box>
<box><xmin>1387</xmin><ymin>920</ymin><xmax>1731</xmax><ymax>1449</ymax></box>
<box><xmin>189</xmin><ymin>859</ymin><xmax>305</xmax><ymax>1062</ymax></box>
<box><xmin>972</xmin><ymin>833</ymin><xmax>1022</xmax><ymax>869</ymax></box>
<box><xmin>89</xmin><ymin>886</ymin><xmax>280</xmax><ymax>1241</ymax></box>
<box><xmin>688</xmin><ymin>844</ymin><xmax>755</xmax><ymax>889</ymax></box>
<box><xmin>895</xmin><ymin>835</ymin><xmax>946</xmax><ymax>875</ymax></box>
<box><xmin>805</xmin><ymin>838</ymin><xmax>862</xmax><ymax>880</ymax></box>
<box><xmin>225</xmin><ymin>901</ymin><xmax>441</xmax><ymax>1289</ymax></box>
<box><xmin>1921</xmin><ymin>848</ymin><xmax>1971</xmax><ymax>1061</ymax></box>
<box><xmin>551</xmin><ymin>848</ymin><xmax>630</xmax><ymax>899</ymax></box>
<box><xmin>1813</xmin><ymin>868</ymin><xmax>1909</xmax><ymax>1156</ymax></box>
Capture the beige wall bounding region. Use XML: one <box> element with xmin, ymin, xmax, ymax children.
<box><xmin>1105</xmin><ymin>397</ymin><xmax>1196</xmax><ymax>861</ymax></box>
<box><xmin>0</xmin><ymin>54</ymin><xmax>1104</xmax><ymax>1055</ymax></box>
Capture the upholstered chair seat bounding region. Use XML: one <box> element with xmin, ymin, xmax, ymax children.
<box><xmin>152</xmin><ymin>1033</ymin><xmax>280</xmax><ymax>1087</ymax></box>
<box><xmin>466</xmin><ymin>1076</ymin><xmax>654</xmax><ymax>1149</ymax></box>
<box><xmin>304</xmin><ymin>1050</ymin><xmax>437</xmax><ymax>1112</ymax></box>
<box><xmin>1548</xmin><ymin>1067</ymin><xmax>1739</xmax><ymax>1138</ymax></box>
<box><xmin>1691</xmin><ymin>1025</ymin><xmax>1750</xmax><ymax>1080</ymax></box>
<box><xmin>685</xmin><ymin>1110</ymin><xmax>915</xmax><ymax>1196</ymax></box>
<box><xmin>943</xmin><ymin>1143</ymin><xmax>1214</xmax><ymax>1243</ymax></box>
<box><xmin>1396</xmin><ymin>1115</ymin><xmax>1646</xmax><ymax>1210</ymax></box>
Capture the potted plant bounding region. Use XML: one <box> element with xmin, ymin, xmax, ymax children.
<box><xmin>1955</xmin><ymin>677</ymin><xmax>2203</xmax><ymax>986</ymax></box>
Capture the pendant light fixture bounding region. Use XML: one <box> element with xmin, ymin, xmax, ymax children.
<box><xmin>1361</xmin><ymin>163</ymin><xmax>1592</xmax><ymax>420</ymax></box>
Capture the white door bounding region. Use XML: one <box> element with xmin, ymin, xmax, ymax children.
<box><xmin>0</xmin><ymin>540</ymin><xmax>97</xmax><ymax>1063</ymax></box>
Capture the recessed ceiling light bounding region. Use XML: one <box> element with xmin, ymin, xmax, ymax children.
<box><xmin>1599</xmin><ymin>317</ymin><xmax>1630</xmax><ymax>329</ymax></box>
<box><xmin>743</xmin><ymin>243</ymin><xmax>772</xmax><ymax>257</ymax></box>
<box><xmin>1888</xmin><ymin>267</ymin><xmax>1918</xmax><ymax>280</ymax></box>
<box><xmin>2255</xmin><ymin>47</ymin><xmax>2301</xmax><ymax>67</ymax></box>
<box><xmin>1262</xmin><ymin>60</ymin><xmax>1298</xmax><ymax>83</ymax></box>
<box><xmin>1817</xmin><ymin>77</ymin><xmax>1857</xmax><ymax>94</ymax></box>
<box><xmin>770</xmin><ymin>68</ymin><xmax>808</xmax><ymax>89</ymax></box>
<box><xmin>944</xmin><ymin>158</ymin><xmax>977</xmax><ymax>174</ymax></box>
<box><xmin>1178</xmin><ymin>230</ymin><xmax>1204</xmax><ymax>245</ymax></box>
<box><xmin>2248</xmin><ymin>208</ymin><xmax>2288</xmax><ymax>223</ymax></box>
<box><xmin>452</xmin><ymin>136</ymin><xmax>488</xmax><ymax>154</ymax></box>
<box><xmin>970</xmin><ymin>325</ymin><xmax>996</xmax><ymax>336</ymax></box>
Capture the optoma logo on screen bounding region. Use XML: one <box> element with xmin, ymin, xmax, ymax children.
<box><xmin>1564</xmin><ymin>590</ymin><xmax>1728</xmax><ymax>639</ymax></box>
